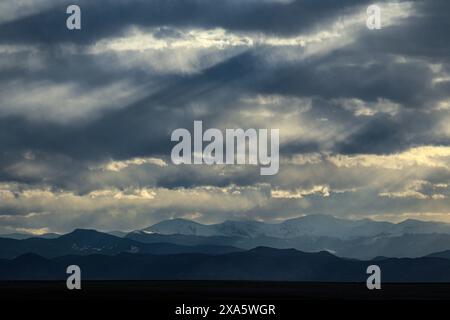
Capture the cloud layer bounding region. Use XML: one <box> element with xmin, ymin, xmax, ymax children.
<box><xmin>0</xmin><ymin>0</ymin><xmax>450</xmax><ymax>234</ymax></box>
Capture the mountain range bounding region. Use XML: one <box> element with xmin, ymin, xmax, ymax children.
<box><xmin>138</xmin><ymin>215</ymin><xmax>450</xmax><ymax>239</ymax></box>
<box><xmin>126</xmin><ymin>214</ymin><xmax>450</xmax><ymax>259</ymax></box>
<box><xmin>2</xmin><ymin>247</ymin><xmax>450</xmax><ymax>282</ymax></box>
<box><xmin>0</xmin><ymin>229</ymin><xmax>241</xmax><ymax>259</ymax></box>
<box><xmin>3</xmin><ymin>215</ymin><xmax>450</xmax><ymax>260</ymax></box>
<box><xmin>2</xmin><ymin>214</ymin><xmax>450</xmax><ymax>281</ymax></box>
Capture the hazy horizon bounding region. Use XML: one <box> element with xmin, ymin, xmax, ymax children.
<box><xmin>4</xmin><ymin>212</ymin><xmax>450</xmax><ymax>236</ymax></box>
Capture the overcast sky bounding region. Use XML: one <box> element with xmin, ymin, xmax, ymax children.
<box><xmin>0</xmin><ymin>0</ymin><xmax>450</xmax><ymax>234</ymax></box>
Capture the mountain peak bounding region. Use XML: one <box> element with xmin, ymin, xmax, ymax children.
<box><xmin>148</xmin><ymin>218</ymin><xmax>203</xmax><ymax>228</ymax></box>
<box><xmin>143</xmin><ymin>218</ymin><xmax>212</xmax><ymax>236</ymax></box>
<box><xmin>295</xmin><ymin>214</ymin><xmax>340</xmax><ymax>221</ymax></box>
<box><xmin>59</xmin><ymin>228</ymin><xmax>117</xmax><ymax>241</ymax></box>
<box><xmin>65</xmin><ymin>228</ymin><xmax>101</xmax><ymax>236</ymax></box>
<box><xmin>135</xmin><ymin>214</ymin><xmax>450</xmax><ymax>242</ymax></box>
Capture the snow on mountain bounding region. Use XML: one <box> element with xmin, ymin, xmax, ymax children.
<box><xmin>140</xmin><ymin>214</ymin><xmax>450</xmax><ymax>240</ymax></box>
<box><xmin>142</xmin><ymin>218</ymin><xmax>218</xmax><ymax>236</ymax></box>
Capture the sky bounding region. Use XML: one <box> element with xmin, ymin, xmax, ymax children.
<box><xmin>0</xmin><ymin>0</ymin><xmax>450</xmax><ymax>234</ymax></box>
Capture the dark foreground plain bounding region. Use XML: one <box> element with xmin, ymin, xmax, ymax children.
<box><xmin>2</xmin><ymin>281</ymin><xmax>450</xmax><ymax>300</ymax></box>
<box><xmin>1</xmin><ymin>281</ymin><xmax>449</xmax><ymax>319</ymax></box>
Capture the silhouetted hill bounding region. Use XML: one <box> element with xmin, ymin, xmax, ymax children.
<box><xmin>338</xmin><ymin>233</ymin><xmax>450</xmax><ymax>259</ymax></box>
<box><xmin>1</xmin><ymin>247</ymin><xmax>450</xmax><ymax>282</ymax></box>
<box><xmin>126</xmin><ymin>232</ymin><xmax>243</xmax><ymax>247</ymax></box>
<box><xmin>127</xmin><ymin>230</ymin><xmax>450</xmax><ymax>260</ymax></box>
<box><xmin>0</xmin><ymin>229</ymin><xmax>241</xmax><ymax>259</ymax></box>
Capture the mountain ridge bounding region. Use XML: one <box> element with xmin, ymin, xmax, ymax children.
<box><xmin>3</xmin><ymin>215</ymin><xmax>450</xmax><ymax>261</ymax></box>
<box><xmin>0</xmin><ymin>229</ymin><xmax>242</xmax><ymax>259</ymax></box>
<box><xmin>3</xmin><ymin>247</ymin><xmax>450</xmax><ymax>282</ymax></box>
<box><xmin>139</xmin><ymin>214</ymin><xmax>450</xmax><ymax>240</ymax></box>
<box><xmin>126</xmin><ymin>215</ymin><xmax>450</xmax><ymax>259</ymax></box>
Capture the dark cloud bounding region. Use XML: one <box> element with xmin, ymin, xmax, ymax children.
<box><xmin>1</xmin><ymin>0</ymin><xmax>450</xmax><ymax>230</ymax></box>
<box><xmin>355</xmin><ymin>0</ymin><xmax>450</xmax><ymax>63</ymax></box>
<box><xmin>0</xmin><ymin>0</ymin><xmax>371</xmax><ymax>45</ymax></box>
